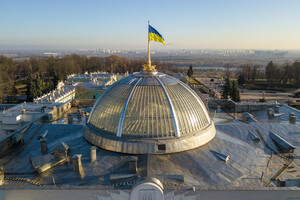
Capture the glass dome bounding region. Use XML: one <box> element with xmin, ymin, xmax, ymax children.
<box><xmin>83</xmin><ymin>71</ymin><xmax>216</xmax><ymax>154</ymax></box>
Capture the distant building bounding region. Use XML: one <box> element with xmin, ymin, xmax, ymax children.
<box><xmin>34</xmin><ymin>81</ymin><xmax>76</xmax><ymax>103</ymax></box>
<box><xmin>253</xmin><ymin>50</ymin><xmax>288</xmax><ymax>58</ymax></box>
<box><xmin>0</xmin><ymin>101</ymin><xmax>71</xmax><ymax>138</ymax></box>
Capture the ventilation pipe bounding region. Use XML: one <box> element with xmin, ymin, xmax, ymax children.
<box><xmin>290</xmin><ymin>115</ymin><xmax>296</xmax><ymax>124</ymax></box>
<box><xmin>274</xmin><ymin>105</ymin><xmax>280</xmax><ymax>113</ymax></box>
<box><xmin>0</xmin><ymin>167</ymin><xmax>4</xmax><ymax>186</ymax></box>
<box><xmin>72</xmin><ymin>154</ymin><xmax>83</xmax><ymax>175</ymax></box>
<box><xmin>289</xmin><ymin>113</ymin><xmax>296</xmax><ymax>124</ymax></box>
<box><xmin>90</xmin><ymin>146</ymin><xmax>97</xmax><ymax>163</ymax></box>
<box><xmin>129</xmin><ymin>157</ymin><xmax>138</xmax><ymax>174</ymax></box>
<box><xmin>267</xmin><ymin>108</ymin><xmax>273</xmax><ymax>118</ymax></box>
<box><xmin>40</xmin><ymin>139</ymin><xmax>48</xmax><ymax>154</ymax></box>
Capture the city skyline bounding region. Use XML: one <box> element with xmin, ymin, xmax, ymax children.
<box><xmin>1</xmin><ymin>0</ymin><xmax>300</xmax><ymax>50</ymax></box>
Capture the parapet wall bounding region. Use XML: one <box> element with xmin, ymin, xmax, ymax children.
<box><xmin>208</xmin><ymin>99</ymin><xmax>279</xmax><ymax>113</ymax></box>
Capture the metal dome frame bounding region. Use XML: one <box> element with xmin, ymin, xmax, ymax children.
<box><xmin>84</xmin><ymin>72</ymin><xmax>216</xmax><ymax>154</ymax></box>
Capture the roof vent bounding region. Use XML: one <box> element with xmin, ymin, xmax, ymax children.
<box><xmin>129</xmin><ymin>157</ymin><xmax>138</xmax><ymax>174</ymax></box>
<box><xmin>52</xmin><ymin>142</ymin><xmax>69</xmax><ymax>158</ymax></box>
<box><xmin>210</xmin><ymin>150</ymin><xmax>230</xmax><ymax>162</ymax></box>
<box><xmin>267</xmin><ymin>108</ymin><xmax>273</xmax><ymax>118</ymax></box>
<box><xmin>0</xmin><ymin>167</ymin><xmax>4</xmax><ymax>186</ymax></box>
<box><xmin>269</xmin><ymin>131</ymin><xmax>295</xmax><ymax>154</ymax></box>
<box><xmin>40</xmin><ymin>139</ymin><xmax>48</xmax><ymax>154</ymax></box>
<box><xmin>90</xmin><ymin>146</ymin><xmax>97</xmax><ymax>163</ymax></box>
<box><xmin>274</xmin><ymin>105</ymin><xmax>280</xmax><ymax>113</ymax></box>
<box><xmin>289</xmin><ymin>113</ymin><xmax>296</xmax><ymax>124</ymax></box>
<box><xmin>72</xmin><ymin>154</ymin><xmax>84</xmax><ymax>175</ymax></box>
<box><xmin>249</xmin><ymin>131</ymin><xmax>260</xmax><ymax>142</ymax></box>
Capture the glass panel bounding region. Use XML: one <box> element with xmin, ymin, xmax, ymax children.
<box><xmin>89</xmin><ymin>83</ymin><xmax>133</xmax><ymax>134</ymax></box>
<box><xmin>165</xmin><ymin>84</ymin><xmax>210</xmax><ymax>136</ymax></box>
<box><xmin>122</xmin><ymin>85</ymin><xmax>175</xmax><ymax>138</ymax></box>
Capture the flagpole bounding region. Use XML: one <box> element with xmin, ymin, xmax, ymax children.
<box><xmin>147</xmin><ymin>20</ymin><xmax>151</xmax><ymax>67</ymax></box>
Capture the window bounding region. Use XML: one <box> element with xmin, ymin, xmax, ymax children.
<box><xmin>158</xmin><ymin>144</ymin><xmax>166</xmax><ymax>151</ymax></box>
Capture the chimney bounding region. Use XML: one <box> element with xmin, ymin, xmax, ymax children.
<box><xmin>40</xmin><ymin>139</ymin><xmax>48</xmax><ymax>154</ymax></box>
<box><xmin>0</xmin><ymin>167</ymin><xmax>4</xmax><ymax>186</ymax></box>
<box><xmin>129</xmin><ymin>157</ymin><xmax>138</xmax><ymax>174</ymax></box>
<box><xmin>289</xmin><ymin>115</ymin><xmax>296</xmax><ymax>124</ymax></box>
<box><xmin>72</xmin><ymin>154</ymin><xmax>83</xmax><ymax>174</ymax></box>
<box><xmin>67</xmin><ymin>114</ymin><xmax>73</xmax><ymax>124</ymax></box>
<box><xmin>267</xmin><ymin>108</ymin><xmax>273</xmax><ymax>118</ymax></box>
<box><xmin>90</xmin><ymin>146</ymin><xmax>97</xmax><ymax>163</ymax></box>
<box><xmin>274</xmin><ymin>105</ymin><xmax>280</xmax><ymax>113</ymax></box>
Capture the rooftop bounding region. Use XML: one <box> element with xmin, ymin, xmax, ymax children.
<box><xmin>0</xmin><ymin>104</ymin><xmax>298</xmax><ymax>189</ymax></box>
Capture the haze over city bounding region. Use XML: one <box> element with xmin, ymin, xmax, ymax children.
<box><xmin>1</xmin><ymin>0</ymin><xmax>300</xmax><ymax>50</ymax></box>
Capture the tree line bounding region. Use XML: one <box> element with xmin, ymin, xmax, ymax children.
<box><xmin>221</xmin><ymin>78</ymin><xmax>240</xmax><ymax>102</ymax></box>
<box><xmin>0</xmin><ymin>54</ymin><xmax>174</xmax><ymax>103</ymax></box>
<box><xmin>236</xmin><ymin>60</ymin><xmax>300</xmax><ymax>89</ymax></box>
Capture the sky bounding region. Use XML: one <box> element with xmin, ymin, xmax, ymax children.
<box><xmin>0</xmin><ymin>0</ymin><xmax>300</xmax><ymax>50</ymax></box>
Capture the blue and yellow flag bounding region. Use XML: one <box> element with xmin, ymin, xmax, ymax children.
<box><xmin>149</xmin><ymin>25</ymin><xmax>165</xmax><ymax>45</ymax></box>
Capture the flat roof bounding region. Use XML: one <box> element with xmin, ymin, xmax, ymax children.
<box><xmin>0</xmin><ymin>104</ymin><xmax>299</xmax><ymax>190</ymax></box>
<box><xmin>1</xmin><ymin>121</ymin><xmax>299</xmax><ymax>189</ymax></box>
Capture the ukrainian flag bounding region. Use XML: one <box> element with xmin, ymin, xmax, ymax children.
<box><xmin>149</xmin><ymin>25</ymin><xmax>165</xmax><ymax>45</ymax></box>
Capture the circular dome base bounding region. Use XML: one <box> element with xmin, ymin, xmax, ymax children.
<box><xmin>83</xmin><ymin>121</ymin><xmax>216</xmax><ymax>154</ymax></box>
